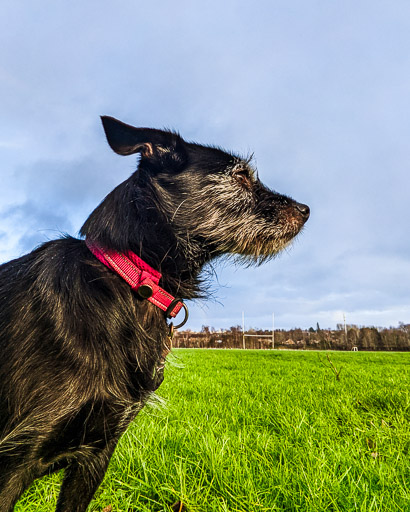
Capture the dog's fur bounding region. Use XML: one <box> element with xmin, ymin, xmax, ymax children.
<box><xmin>0</xmin><ymin>116</ymin><xmax>309</xmax><ymax>511</ymax></box>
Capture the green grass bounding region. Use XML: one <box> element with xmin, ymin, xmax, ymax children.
<box><xmin>17</xmin><ymin>350</ymin><xmax>409</xmax><ymax>511</ymax></box>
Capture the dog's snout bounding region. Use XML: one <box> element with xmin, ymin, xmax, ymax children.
<box><xmin>295</xmin><ymin>202</ymin><xmax>310</xmax><ymax>221</ymax></box>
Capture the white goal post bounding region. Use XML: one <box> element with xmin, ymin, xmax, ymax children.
<box><xmin>241</xmin><ymin>311</ymin><xmax>275</xmax><ymax>349</ymax></box>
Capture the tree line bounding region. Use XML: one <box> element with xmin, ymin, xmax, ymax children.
<box><xmin>173</xmin><ymin>323</ymin><xmax>410</xmax><ymax>351</ymax></box>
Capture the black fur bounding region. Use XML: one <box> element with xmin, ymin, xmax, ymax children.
<box><xmin>0</xmin><ymin>116</ymin><xmax>309</xmax><ymax>511</ymax></box>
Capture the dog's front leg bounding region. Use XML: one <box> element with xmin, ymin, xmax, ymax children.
<box><xmin>55</xmin><ymin>437</ymin><xmax>118</xmax><ymax>512</ymax></box>
<box><xmin>0</xmin><ymin>463</ymin><xmax>39</xmax><ymax>512</ymax></box>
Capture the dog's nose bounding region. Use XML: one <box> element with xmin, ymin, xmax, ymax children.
<box><xmin>295</xmin><ymin>202</ymin><xmax>310</xmax><ymax>221</ymax></box>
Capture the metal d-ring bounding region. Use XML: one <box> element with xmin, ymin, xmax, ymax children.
<box><xmin>165</xmin><ymin>299</ymin><xmax>189</xmax><ymax>329</ymax></box>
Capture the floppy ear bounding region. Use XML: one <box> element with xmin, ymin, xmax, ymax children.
<box><xmin>101</xmin><ymin>116</ymin><xmax>181</xmax><ymax>157</ymax></box>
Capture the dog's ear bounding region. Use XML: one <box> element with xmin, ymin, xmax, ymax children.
<box><xmin>101</xmin><ymin>116</ymin><xmax>183</xmax><ymax>158</ymax></box>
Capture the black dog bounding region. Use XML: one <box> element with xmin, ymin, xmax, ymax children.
<box><xmin>0</xmin><ymin>117</ymin><xmax>309</xmax><ymax>511</ymax></box>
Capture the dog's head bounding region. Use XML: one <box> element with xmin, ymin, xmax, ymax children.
<box><xmin>96</xmin><ymin>116</ymin><xmax>309</xmax><ymax>264</ymax></box>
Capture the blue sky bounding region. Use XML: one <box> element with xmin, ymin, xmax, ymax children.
<box><xmin>1</xmin><ymin>0</ymin><xmax>409</xmax><ymax>331</ymax></box>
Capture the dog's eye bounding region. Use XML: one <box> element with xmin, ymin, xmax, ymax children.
<box><xmin>233</xmin><ymin>168</ymin><xmax>252</xmax><ymax>190</ymax></box>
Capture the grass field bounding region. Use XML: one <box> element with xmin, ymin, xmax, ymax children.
<box><xmin>17</xmin><ymin>350</ymin><xmax>409</xmax><ymax>511</ymax></box>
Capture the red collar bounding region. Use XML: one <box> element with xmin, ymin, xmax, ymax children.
<box><xmin>85</xmin><ymin>240</ymin><xmax>187</xmax><ymax>325</ymax></box>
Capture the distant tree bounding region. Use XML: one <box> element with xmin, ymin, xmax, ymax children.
<box><xmin>347</xmin><ymin>327</ymin><xmax>359</xmax><ymax>350</ymax></box>
<box><xmin>229</xmin><ymin>325</ymin><xmax>242</xmax><ymax>347</ymax></box>
<box><xmin>358</xmin><ymin>327</ymin><xmax>382</xmax><ymax>351</ymax></box>
<box><xmin>172</xmin><ymin>322</ymin><xmax>409</xmax><ymax>351</ymax></box>
<box><xmin>399</xmin><ymin>322</ymin><xmax>410</xmax><ymax>334</ymax></box>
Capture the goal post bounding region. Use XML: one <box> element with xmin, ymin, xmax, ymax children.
<box><xmin>242</xmin><ymin>312</ymin><xmax>275</xmax><ymax>349</ymax></box>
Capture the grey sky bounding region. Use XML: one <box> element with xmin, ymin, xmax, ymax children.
<box><xmin>1</xmin><ymin>0</ymin><xmax>409</xmax><ymax>330</ymax></box>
